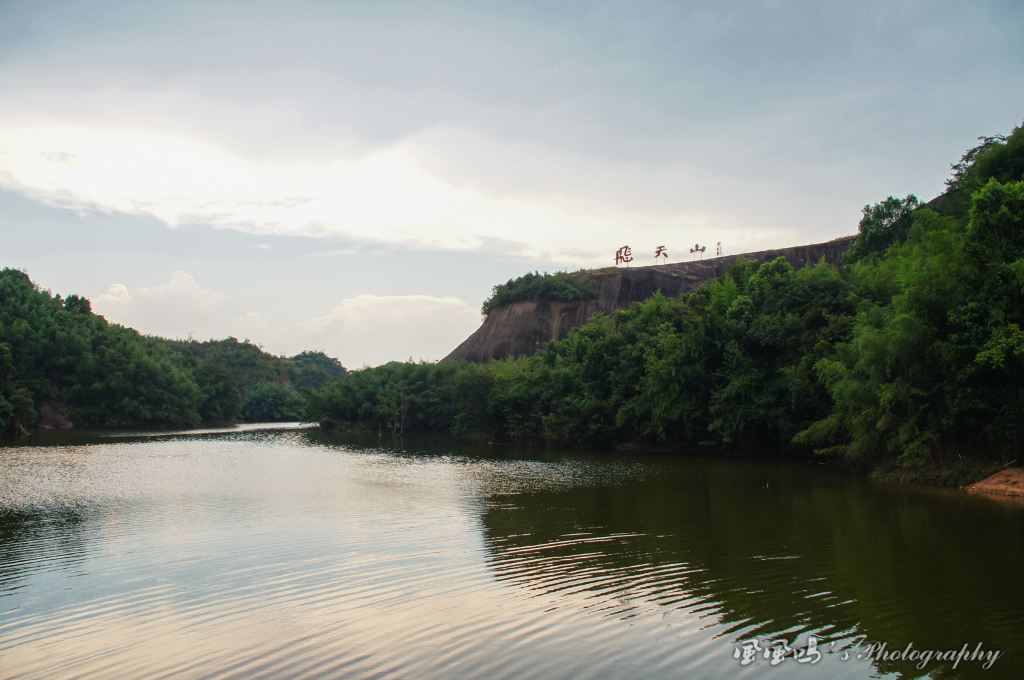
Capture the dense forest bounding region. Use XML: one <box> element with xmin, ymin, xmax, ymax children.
<box><xmin>0</xmin><ymin>273</ymin><xmax>345</xmax><ymax>435</ymax></box>
<box><xmin>308</xmin><ymin>122</ymin><xmax>1024</xmax><ymax>480</ymax></box>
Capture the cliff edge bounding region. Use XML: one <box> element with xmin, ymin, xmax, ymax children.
<box><xmin>446</xmin><ymin>236</ymin><xmax>855</xmax><ymax>362</ymax></box>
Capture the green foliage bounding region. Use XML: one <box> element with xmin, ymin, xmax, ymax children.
<box><xmin>0</xmin><ymin>343</ymin><xmax>35</xmax><ymax>435</ymax></box>
<box><xmin>164</xmin><ymin>337</ymin><xmax>291</xmax><ymax>394</ymax></box>
<box><xmin>481</xmin><ymin>271</ymin><xmax>594</xmax><ymax>316</ymax></box>
<box><xmin>288</xmin><ymin>350</ymin><xmax>348</xmax><ymax>393</ymax></box>
<box><xmin>796</xmin><ymin>125</ymin><xmax>1024</xmax><ymax>468</ymax></box>
<box><xmin>844</xmin><ymin>194</ymin><xmax>922</xmax><ymax>263</ymax></box>
<box><xmin>937</xmin><ymin>122</ymin><xmax>1024</xmax><ymax>216</ymax></box>
<box><xmin>946</xmin><ymin>134</ymin><xmax>1008</xmax><ymax>193</ymax></box>
<box><xmin>195</xmin><ymin>363</ymin><xmax>243</xmax><ymax>423</ymax></box>
<box><xmin>965</xmin><ymin>177</ymin><xmax>1024</xmax><ymax>261</ymax></box>
<box><xmin>163</xmin><ymin>339</ymin><xmax>346</xmax><ymax>422</ymax></box>
<box><xmin>306</xmin><ymin>361</ymin><xmax>485</xmax><ymax>434</ymax></box>
<box><xmin>311</xmin><ymin>258</ymin><xmax>856</xmax><ymax>453</ymax></box>
<box><xmin>0</xmin><ymin>269</ymin><xmax>203</xmax><ymax>429</ymax></box>
<box><xmin>242</xmin><ymin>382</ymin><xmax>305</xmax><ymax>422</ymax></box>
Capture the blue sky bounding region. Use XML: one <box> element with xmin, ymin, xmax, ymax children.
<box><xmin>1</xmin><ymin>0</ymin><xmax>1021</xmax><ymax>367</ymax></box>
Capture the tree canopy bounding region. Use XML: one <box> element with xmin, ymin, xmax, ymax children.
<box><xmin>481</xmin><ymin>271</ymin><xmax>594</xmax><ymax>316</ymax></box>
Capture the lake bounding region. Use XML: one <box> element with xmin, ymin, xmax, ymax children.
<box><xmin>0</xmin><ymin>424</ymin><xmax>1020</xmax><ymax>679</ymax></box>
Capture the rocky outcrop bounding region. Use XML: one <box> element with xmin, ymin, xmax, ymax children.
<box><xmin>446</xmin><ymin>236</ymin><xmax>855</xmax><ymax>362</ymax></box>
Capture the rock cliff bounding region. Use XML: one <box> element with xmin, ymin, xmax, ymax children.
<box><xmin>445</xmin><ymin>236</ymin><xmax>855</xmax><ymax>362</ymax></box>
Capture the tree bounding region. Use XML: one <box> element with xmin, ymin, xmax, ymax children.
<box><xmin>242</xmin><ymin>382</ymin><xmax>305</xmax><ymax>422</ymax></box>
<box><xmin>844</xmin><ymin>195</ymin><xmax>921</xmax><ymax>263</ymax></box>
<box><xmin>196</xmin><ymin>364</ymin><xmax>243</xmax><ymax>423</ymax></box>
<box><xmin>0</xmin><ymin>344</ymin><xmax>37</xmax><ymax>435</ymax></box>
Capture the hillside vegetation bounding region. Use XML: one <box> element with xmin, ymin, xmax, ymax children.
<box><xmin>481</xmin><ymin>271</ymin><xmax>594</xmax><ymax>316</ymax></box>
<box><xmin>0</xmin><ymin>273</ymin><xmax>345</xmax><ymax>434</ymax></box>
<box><xmin>309</xmin><ymin>121</ymin><xmax>1024</xmax><ymax>480</ymax></box>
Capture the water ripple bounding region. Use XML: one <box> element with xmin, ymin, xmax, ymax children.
<box><xmin>0</xmin><ymin>430</ymin><xmax>1021</xmax><ymax>678</ymax></box>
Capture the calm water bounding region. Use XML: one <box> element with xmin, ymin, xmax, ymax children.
<box><xmin>0</xmin><ymin>425</ymin><xmax>1021</xmax><ymax>679</ymax></box>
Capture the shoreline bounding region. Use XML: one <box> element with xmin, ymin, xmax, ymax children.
<box><xmin>315</xmin><ymin>425</ymin><xmax>1018</xmax><ymax>493</ymax></box>
<box><xmin>964</xmin><ymin>467</ymin><xmax>1024</xmax><ymax>500</ymax></box>
<box><xmin>9</xmin><ymin>421</ymin><xmax>1021</xmax><ymax>501</ymax></box>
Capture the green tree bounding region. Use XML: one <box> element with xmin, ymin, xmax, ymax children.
<box><xmin>196</xmin><ymin>364</ymin><xmax>243</xmax><ymax>423</ymax></box>
<box><xmin>242</xmin><ymin>382</ymin><xmax>305</xmax><ymax>422</ymax></box>
<box><xmin>844</xmin><ymin>195</ymin><xmax>922</xmax><ymax>263</ymax></box>
<box><xmin>482</xmin><ymin>271</ymin><xmax>594</xmax><ymax>315</ymax></box>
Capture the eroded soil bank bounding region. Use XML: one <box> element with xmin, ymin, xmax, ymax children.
<box><xmin>966</xmin><ymin>467</ymin><xmax>1024</xmax><ymax>498</ymax></box>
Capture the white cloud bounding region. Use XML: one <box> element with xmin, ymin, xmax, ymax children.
<box><xmin>137</xmin><ymin>270</ymin><xmax>224</xmax><ymax>307</ymax></box>
<box><xmin>231</xmin><ymin>311</ymin><xmax>267</xmax><ymax>333</ymax></box>
<box><xmin>93</xmin><ymin>270</ymin><xmax>225</xmax><ymax>340</ymax></box>
<box><xmin>95</xmin><ymin>283</ymin><xmax>132</xmax><ymax>305</ymax></box>
<box><xmin>229</xmin><ymin>295</ymin><xmax>483</xmax><ymax>368</ymax></box>
<box><xmin>297</xmin><ymin>294</ymin><xmax>481</xmax><ymax>368</ymax></box>
<box><xmin>222</xmin><ymin>294</ymin><xmax>483</xmax><ymax>368</ymax></box>
<box><xmin>0</xmin><ymin>125</ymin><xmax>796</xmax><ymax>266</ymax></box>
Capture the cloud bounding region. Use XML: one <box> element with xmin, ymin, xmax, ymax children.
<box><xmin>92</xmin><ymin>275</ymin><xmax>480</xmax><ymax>367</ymax></box>
<box><xmin>225</xmin><ymin>294</ymin><xmax>483</xmax><ymax>368</ymax></box>
<box><xmin>93</xmin><ymin>270</ymin><xmax>225</xmax><ymax>340</ymax></box>
<box><xmin>296</xmin><ymin>294</ymin><xmax>481</xmax><ymax>368</ymax></box>
<box><xmin>95</xmin><ymin>283</ymin><xmax>132</xmax><ymax>305</ymax></box>
<box><xmin>1</xmin><ymin>2</ymin><xmax>1019</xmax><ymax>270</ymax></box>
<box><xmin>0</xmin><ymin>125</ymin><xmax>796</xmax><ymax>266</ymax></box>
<box><xmin>137</xmin><ymin>270</ymin><xmax>224</xmax><ymax>307</ymax></box>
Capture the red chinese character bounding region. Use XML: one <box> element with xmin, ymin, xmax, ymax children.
<box><xmin>615</xmin><ymin>245</ymin><xmax>634</xmax><ymax>266</ymax></box>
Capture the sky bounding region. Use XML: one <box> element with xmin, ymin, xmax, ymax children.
<box><xmin>1</xmin><ymin>0</ymin><xmax>1021</xmax><ymax>368</ymax></box>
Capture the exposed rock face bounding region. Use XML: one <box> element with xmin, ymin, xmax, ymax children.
<box><xmin>446</xmin><ymin>236</ymin><xmax>855</xmax><ymax>362</ymax></box>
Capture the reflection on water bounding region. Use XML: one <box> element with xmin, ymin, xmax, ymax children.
<box><xmin>0</xmin><ymin>426</ymin><xmax>1020</xmax><ymax>679</ymax></box>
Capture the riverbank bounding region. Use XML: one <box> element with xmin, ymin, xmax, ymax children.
<box><xmin>867</xmin><ymin>459</ymin><xmax>1006</xmax><ymax>488</ymax></box>
<box><xmin>966</xmin><ymin>467</ymin><xmax>1024</xmax><ymax>498</ymax></box>
<box><xmin>315</xmin><ymin>424</ymin><xmax>1014</xmax><ymax>492</ymax></box>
